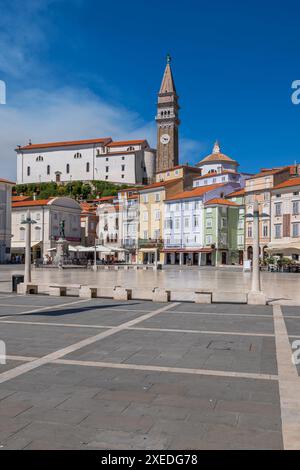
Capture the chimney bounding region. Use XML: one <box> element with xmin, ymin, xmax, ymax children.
<box><xmin>33</xmin><ymin>192</ymin><xmax>37</xmax><ymax>200</ymax></box>
<box><xmin>28</xmin><ymin>139</ymin><xmax>32</xmax><ymax>146</ymax></box>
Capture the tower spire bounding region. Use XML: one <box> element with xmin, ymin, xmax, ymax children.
<box><xmin>155</xmin><ymin>56</ymin><xmax>180</xmax><ymax>173</ymax></box>
<box><xmin>159</xmin><ymin>55</ymin><xmax>177</xmax><ymax>95</ymax></box>
<box><xmin>212</xmin><ymin>140</ymin><xmax>221</xmax><ymax>154</ymax></box>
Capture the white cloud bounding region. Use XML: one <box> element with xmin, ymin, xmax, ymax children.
<box><xmin>0</xmin><ymin>86</ymin><xmax>157</xmax><ymax>180</ymax></box>
<box><xmin>0</xmin><ymin>1</ymin><xmax>205</xmax><ymax>181</ymax></box>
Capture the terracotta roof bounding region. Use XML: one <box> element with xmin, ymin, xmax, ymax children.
<box><xmin>273</xmin><ymin>177</ymin><xmax>300</xmax><ymax>190</ymax></box>
<box><xmin>12</xmin><ymin>195</ymin><xmax>32</xmax><ymax>202</ymax></box>
<box><xmin>80</xmin><ymin>202</ymin><xmax>96</xmax><ymax>212</ymax></box>
<box><xmin>156</xmin><ymin>165</ymin><xmax>202</xmax><ymax>174</ymax></box>
<box><xmin>90</xmin><ymin>196</ymin><xmax>116</xmax><ymax>203</ymax></box>
<box><xmin>199</xmin><ymin>153</ymin><xmax>238</xmax><ymax>165</ymax></box>
<box><xmin>205</xmin><ymin>198</ymin><xmax>240</xmax><ymax>207</ymax></box>
<box><xmin>0</xmin><ymin>178</ymin><xmax>15</xmax><ymax>185</ymax></box>
<box><xmin>140</xmin><ymin>178</ymin><xmax>182</xmax><ymax>192</ymax></box>
<box><xmin>106</xmin><ymin>140</ymin><xmax>146</xmax><ymax>148</ymax></box>
<box><xmin>248</xmin><ymin>167</ymin><xmax>290</xmax><ymax>180</ymax></box>
<box><xmin>166</xmin><ymin>183</ymin><xmax>225</xmax><ymax>201</ymax></box>
<box><xmin>16</xmin><ymin>138</ymin><xmax>112</xmax><ymax>151</ymax></box>
<box><xmin>193</xmin><ymin>170</ymin><xmax>238</xmax><ymax>180</ymax></box>
<box><xmin>12</xmin><ymin>199</ymin><xmax>51</xmax><ymax>208</ymax></box>
<box><xmin>226</xmin><ymin>188</ymin><xmax>245</xmax><ymax>198</ymax></box>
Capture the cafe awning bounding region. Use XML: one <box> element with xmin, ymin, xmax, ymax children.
<box><xmin>266</xmin><ymin>242</ymin><xmax>300</xmax><ymax>255</ymax></box>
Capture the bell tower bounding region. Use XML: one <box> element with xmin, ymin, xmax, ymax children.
<box><xmin>155</xmin><ymin>54</ymin><xmax>180</xmax><ymax>173</ymax></box>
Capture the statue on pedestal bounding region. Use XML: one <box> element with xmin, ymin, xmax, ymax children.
<box><xmin>59</xmin><ymin>220</ymin><xmax>65</xmax><ymax>239</ymax></box>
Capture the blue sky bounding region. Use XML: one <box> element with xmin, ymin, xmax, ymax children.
<box><xmin>0</xmin><ymin>0</ymin><xmax>300</xmax><ymax>180</ymax></box>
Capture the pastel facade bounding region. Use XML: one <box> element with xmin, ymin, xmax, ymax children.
<box><xmin>16</xmin><ymin>138</ymin><xmax>156</xmax><ymax>186</ymax></box>
<box><xmin>0</xmin><ymin>178</ymin><xmax>14</xmax><ymax>263</ymax></box>
<box><xmin>244</xmin><ymin>167</ymin><xmax>291</xmax><ymax>260</ymax></box>
<box><xmin>163</xmin><ymin>183</ymin><xmax>237</xmax><ymax>265</ymax></box>
<box><xmin>80</xmin><ymin>202</ymin><xmax>98</xmax><ymax>247</ymax></box>
<box><xmin>156</xmin><ymin>165</ymin><xmax>202</xmax><ymax>187</ymax></box>
<box><xmin>138</xmin><ymin>179</ymin><xmax>184</xmax><ymax>264</ymax></box>
<box><xmin>203</xmin><ymin>199</ymin><xmax>244</xmax><ymax>266</ymax></box>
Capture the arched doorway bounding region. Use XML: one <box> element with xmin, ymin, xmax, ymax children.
<box><xmin>247</xmin><ymin>246</ymin><xmax>253</xmax><ymax>260</ymax></box>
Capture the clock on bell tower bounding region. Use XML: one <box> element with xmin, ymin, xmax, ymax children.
<box><xmin>155</xmin><ymin>54</ymin><xmax>180</xmax><ymax>173</ymax></box>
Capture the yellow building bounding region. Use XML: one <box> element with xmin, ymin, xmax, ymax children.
<box><xmin>138</xmin><ymin>179</ymin><xmax>183</xmax><ymax>264</ymax></box>
<box><xmin>155</xmin><ymin>164</ymin><xmax>202</xmax><ymax>186</ymax></box>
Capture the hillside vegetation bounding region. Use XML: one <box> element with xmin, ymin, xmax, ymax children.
<box><xmin>13</xmin><ymin>180</ymin><xmax>133</xmax><ymax>200</ymax></box>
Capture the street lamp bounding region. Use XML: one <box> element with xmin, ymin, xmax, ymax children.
<box><xmin>247</xmin><ymin>201</ymin><xmax>267</xmax><ymax>305</ymax></box>
<box><xmin>93</xmin><ymin>238</ymin><xmax>99</xmax><ymax>272</ymax></box>
<box><xmin>21</xmin><ymin>210</ymin><xmax>36</xmax><ymax>284</ymax></box>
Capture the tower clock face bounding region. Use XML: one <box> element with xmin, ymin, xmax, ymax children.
<box><xmin>160</xmin><ymin>134</ymin><xmax>170</xmax><ymax>145</ymax></box>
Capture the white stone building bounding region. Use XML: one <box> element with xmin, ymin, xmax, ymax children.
<box><xmin>16</xmin><ymin>138</ymin><xmax>156</xmax><ymax>186</ymax></box>
<box><xmin>11</xmin><ymin>197</ymin><xmax>82</xmax><ymax>261</ymax></box>
<box><xmin>0</xmin><ymin>178</ymin><xmax>14</xmax><ymax>263</ymax></box>
<box><xmin>196</xmin><ymin>141</ymin><xmax>239</xmax><ymax>175</ymax></box>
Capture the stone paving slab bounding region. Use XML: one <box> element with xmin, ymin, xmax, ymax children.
<box><xmin>0</xmin><ymin>296</ymin><xmax>289</xmax><ymax>449</ymax></box>
<box><xmin>2</xmin><ymin>308</ymin><xmax>146</xmax><ymax>327</ymax></box>
<box><xmin>282</xmin><ymin>306</ymin><xmax>300</xmax><ymax>317</ymax></box>
<box><xmin>170</xmin><ymin>303</ymin><xmax>273</xmax><ymax>315</ymax></box>
<box><xmin>0</xmin><ymin>362</ymin><xmax>283</xmax><ymax>450</ymax></box>
<box><xmin>0</xmin><ymin>323</ymin><xmax>109</xmax><ymax>356</ymax></box>
<box><xmin>63</xmin><ymin>329</ymin><xmax>277</xmax><ymax>375</ymax></box>
<box><xmin>285</xmin><ymin>318</ymin><xmax>300</xmax><ymax>336</ymax></box>
<box><xmin>138</xmin><ymin>312</ymin><xmax>274</xmax><ymax>334</ymax></box>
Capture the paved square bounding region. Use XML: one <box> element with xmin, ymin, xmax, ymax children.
<box><xmin>0</xmin><ymin>294</ymin><xmax>299</xmax><ymax>449</ymax></box>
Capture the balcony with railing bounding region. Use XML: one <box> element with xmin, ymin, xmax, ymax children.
<box><xmin>138</xmin><ymin>238</ymin><xmax>164</xmax><ymax>249</ymax></box>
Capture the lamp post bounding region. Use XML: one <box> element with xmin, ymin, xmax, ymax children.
<box><xmin>247</xmin><ymin>201</ymin><xmax>267</xmax><ymax>305</ymax></box>
<box><xmin>93</xmin><ymin>238</ymin><xmax>98</xmax><ymax>272</ymax></box>
<box><xmin>21</xmin><ymin>210</ymin><xmax>36</xmax><ymax>284</ymax></box>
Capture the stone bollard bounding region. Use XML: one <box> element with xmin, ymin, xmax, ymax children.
<box><xmin>49</xmin><ymin>286</ymin><xmax>67</xmax><ymax>296</ymax></box>
<box><xmin>17</xmin><ymin>283</ymin><xmax>38</xmax><ymax>295</ymax></box>
<box><xmin>113</xmin><ymin>286</ymin><xmax>132</xmax><ymax>301</ymax></box>
<box><xmin>79</xmin><ymin>286</ymin><xmax>97</xmax><ymax>299</ymax></box>
<box><xmin>152</xmin><ymin>288</ymin><xmax>170</xmax><ymax>302</ymax></box>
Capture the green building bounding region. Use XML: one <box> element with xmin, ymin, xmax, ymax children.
<box><xmin>203</xmin><ymin>193</ymin><xmax>245</xmax><ymax>265</ymax></box>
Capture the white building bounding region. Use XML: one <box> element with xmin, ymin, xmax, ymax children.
<box><xmin>16</xmin><ymin>138</ymin><xmax>156</xmax><ymax>186</ymax></box>
<box><xmin>97</xmin><ymin>197</ymin><xmax>119</xmax><ymax>249</ymax></box>
<box><xmin>196</xmin><ymin>141</ymin><xmax>239</xmax><ymax>175</ymax></box>
<box><xmin>11</xmin><ymin>197</ymin><xmax>82</xmax><ymax>261</ymax></box>
<box><xmin>163</xmin><ymin>182</ymin><xmax>236</xmax><ymax>265</ymax></box>
<box><xmin>118</xmin><ymin>189</ymin><xmax>140</xmax><ymax>263</ymax></box>
<box><xmin>0</xmin><ymin>178</ymin><xmax>14</xmax><ymax>263</ymax></box>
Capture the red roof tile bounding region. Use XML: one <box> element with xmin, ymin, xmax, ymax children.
<box><xmin>12</xmin><ymin>199</ymin><xmax>51</xmax><ymax>208</ymax></box>
<box><xmin>106</xmin><ymin>140</ymin><xmax>146</xmax><ymax>148</ymax></box>
<box><xmin>0</xmin><ymin>178</ymin><xmax>15</xmax><ymax>185</ymax></box>
<box><xmin>140</xmin><ymin>178</ymin><xmax>182</xmax><ymax>192</ymax></box>
<box><xmin>12</xmin><ymin>195</ymin><xmax>32</xmax><ymax>202</ymax></box>
<box><xmin>205</xmin><ymin>198</ymin><xmax>239</xmax><ymax>206</ymax></box>
<box><xmin>166</xmin><ymin>183</ymin><xmax>225</xmax><ymax>201</ymax></box>
<box><xmin>16</xmin><ymin>138</ymin><xmax>112</xmax><ymax>151</ymax></box>
<box><xmin>273</xmin><ymin>177</ymin><xmax>300</xmax><ymax>189</ymax></box>
<box><xmin>226</xmin><ymin>188</ymin><xmax>245</xmax><ymax>198</ymax></box>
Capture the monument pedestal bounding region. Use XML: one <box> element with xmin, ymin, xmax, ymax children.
<box><xmin>53</xmin><ymin>238</ymin><xmax>68</xmax><ymax>266</ymax></box>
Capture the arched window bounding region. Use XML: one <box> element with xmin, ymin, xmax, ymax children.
<box><xmin>36</xmin><ymin>156</ymin><xmax>43</xmax><ymax>162</ymax></box>
<box><xmin>47</xmin><ymin>165</ymin><xmax>50</xmax><ymax>175</ymax></box>
<box><xmin>66</xmin><ymin>164</ymin><xmax>70</xmax><ymax>174</ymax></box>
<box><xmin>86</xmin><ymin>162</ymin><xmax>90</xmax><ymax>173</ymax></box>
<box><xmin>74</xmin><ymin>152</ymin><xmax>82</xmax><ymax>159</ymax></box>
